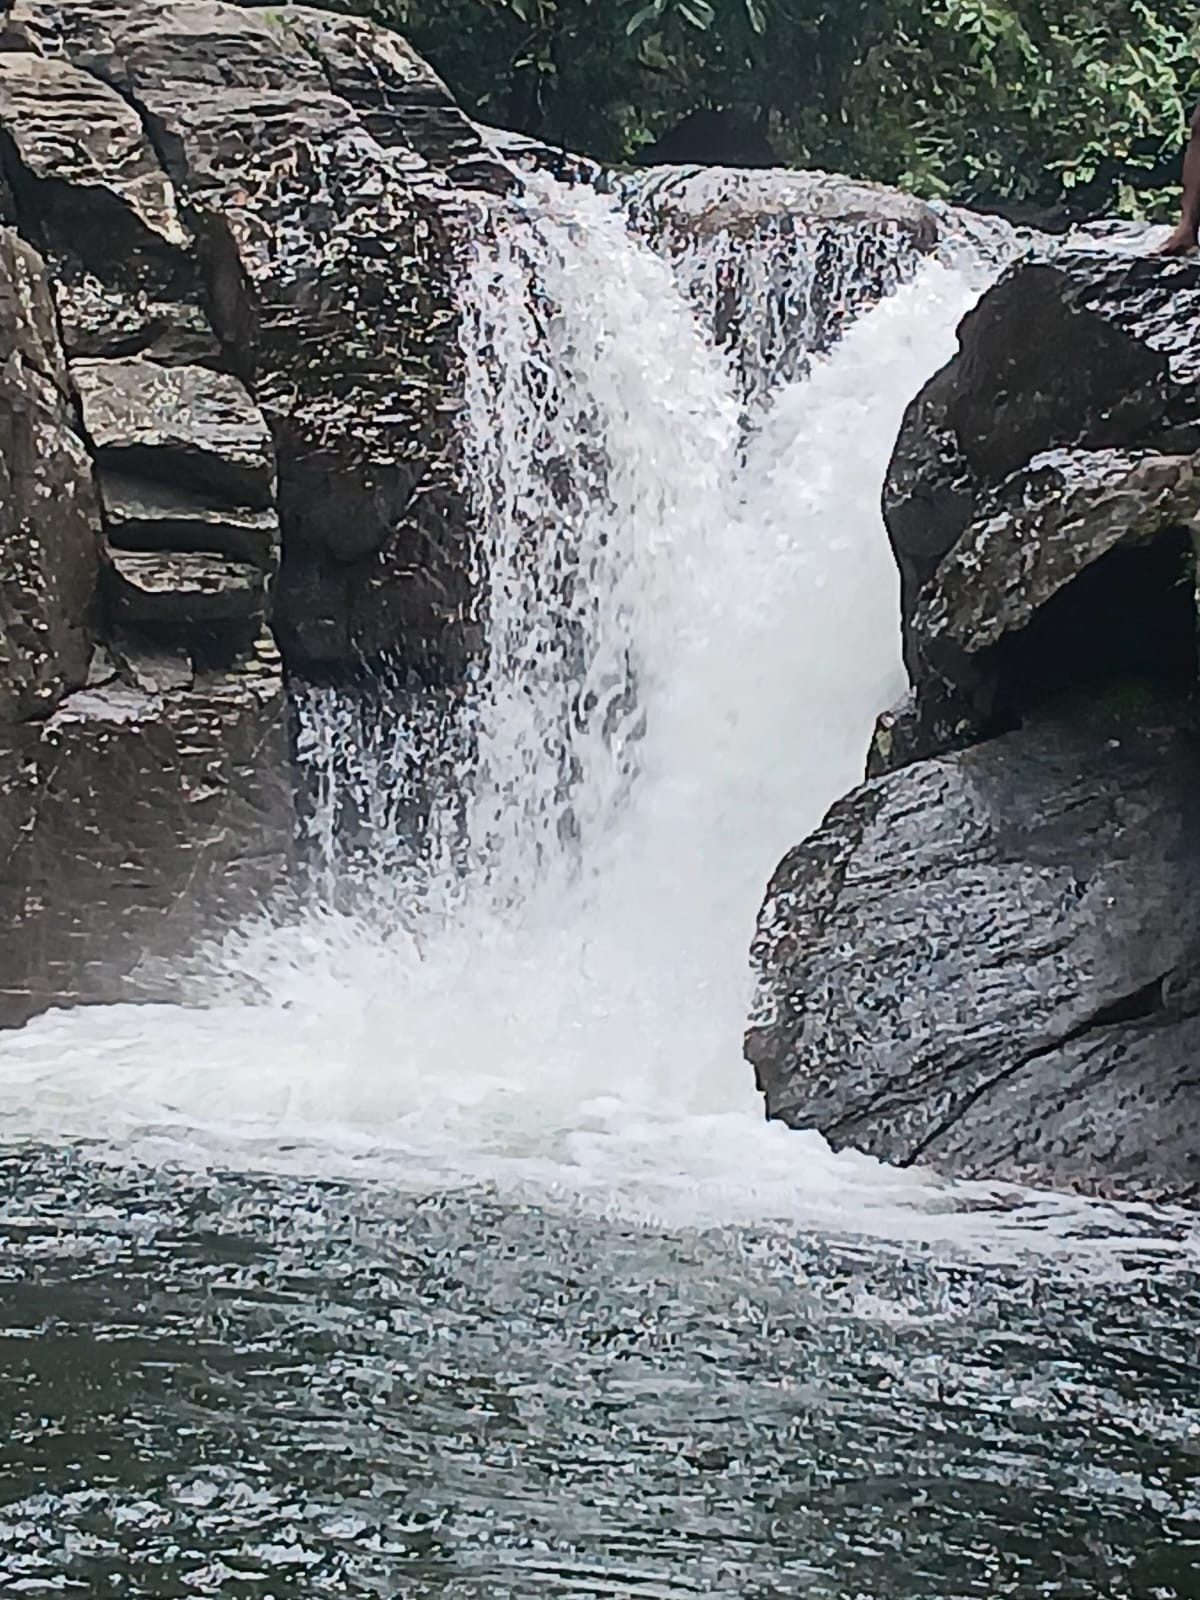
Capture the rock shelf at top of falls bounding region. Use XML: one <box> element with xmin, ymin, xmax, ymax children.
<box><xmin>748</xmin><ymin>246</ymin><xmax>1200</xmax><ymax>1205</ymax></box>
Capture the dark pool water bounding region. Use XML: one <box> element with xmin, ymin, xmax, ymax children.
<box><xmin>2</xmin><ymin>1146</ymin><xmax>1198</xmax><ymax>1598</ymax></box>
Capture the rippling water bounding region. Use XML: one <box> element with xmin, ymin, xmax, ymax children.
<box><xmin>3</xmin><ymin>1150</ymin><xmax>1199</xmax><ymax>1598</ymax></box>
<box><xmin>4</xmin><ymin>183</ymin><xmax>1198</xmax><ymax>1595</ymax></box>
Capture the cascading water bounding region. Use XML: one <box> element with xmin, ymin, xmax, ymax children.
<box><xmin>623</xmin><ymin>167</ymin><xmax>935</xmax><ymax>411</ymax></box>
<box><xmin>8</xmin><ymin>173</ymin><xmax>1200</xmax><ymax>1600</ymax></box>
<box><xmin>1</xmin><ymin>169</ymin><xmax>1145</xmax><ymax>1247</ymax></box>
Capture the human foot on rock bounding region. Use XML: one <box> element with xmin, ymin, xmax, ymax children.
<box><xmin>1156</xmin><ymin>225</ymin><xmax>1199</xmax><ymax>256</ymax></box>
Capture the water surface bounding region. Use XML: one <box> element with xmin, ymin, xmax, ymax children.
<box><xmin>4</xmin><ymin>1148</ymin><xmax>1199</xmax><ymax>1598</ymax></box>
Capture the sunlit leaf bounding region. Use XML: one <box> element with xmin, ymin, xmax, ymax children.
<box><xmin>677</xmin><ymin>0</ymin><xmax>715</xmax><ymax>31</ymax></box>
<box><xmin>625</xmin><ymin>1</ymin><xmax>661</xmax><ymax>36</ymax></box>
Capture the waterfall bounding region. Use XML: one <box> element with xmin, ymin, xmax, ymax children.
<box><xmin>0</xmin><ymin>172</ymin><xmax>1025</xmax><ymax>1234</ymax></box>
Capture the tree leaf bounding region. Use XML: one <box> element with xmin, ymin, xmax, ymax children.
<box><xmin>625</xmin><ymin>1</ymin><xmax>662</xmax><ymax>36</ymax></box>
<box><xmin>677</xmin><ymin>0</ymin><xmax>715</xmax><ymax>31</ymax></box>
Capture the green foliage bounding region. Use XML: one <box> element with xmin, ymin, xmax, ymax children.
<box><xmin>323</xmin><ymin>0</ymin><xmax>1200</xmax><ymax>216</ymax></box>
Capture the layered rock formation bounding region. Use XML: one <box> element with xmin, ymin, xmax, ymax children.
<box><xmin>1</xmin><ymin>0</ymin><xmax>510</xmax><ymax>672</ymax></box>
<box><xmin>0</xmin><ymin>212</ymin><xmax>289</xmax><ymax>1024</ymax></box>
<box><xmin>748</xmin><ymin>249</ymin><xmax>1200</xmax><ymax>1202</ymax></box>
<box><xmin>0</xmin><ymin>0</ymin><xmax>510</xmax><ymax>1022</ymax></box>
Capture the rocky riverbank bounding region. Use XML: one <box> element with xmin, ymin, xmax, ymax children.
<box><xmin>748</xmin><ymin>247</ymin><xmax>1200</xmax><ymax>1203</ymax></box>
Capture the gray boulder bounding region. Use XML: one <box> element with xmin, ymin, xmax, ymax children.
<box><xmin>752</xmin><ymin>245</ymin><xmax>1200</xmax><ymax>1202</ymax></box>
<box><xmin>0</xmin><ymin>52</ymin><xmax>186</xmax><ymax>247</ymax></box>
<box><xmin>0</xmin><ymin>48</ymin><xmax>209</xmax><ymax>362</ymax></box>
<box><xmin>885</xmin><ymin>250</ymin><xmax>1200</xmax><ymax>692</ymax></box>
<box><xmin>0</xmin><ymin>0</ymin><xmax>526</xmax><ymax>1026</ymax></box>
<box><xmin>912</xmin><ymin>449</ymin><xmax>1200</xmax><ymax>665</ymax></box>
<box><xmin>867</xmin><ymin>442</ymin><xmax>1200</xmax><ymax>777</ymax></box>
<box><xmin>748</xmin><ymin>709</ymin><xmax>1200</xmax><ymax>1203</ymax></box>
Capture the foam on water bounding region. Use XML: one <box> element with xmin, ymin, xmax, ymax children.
<box><xmin>2</xmin><ymin>177</ymin><xmax>1195</xmax><ymax>1265</ymax></box>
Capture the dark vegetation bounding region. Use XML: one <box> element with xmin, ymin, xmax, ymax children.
<box><xmin>322</xmin><ymin>0</ymin><xmax>1198</xmax><ymax>220</ymax></box>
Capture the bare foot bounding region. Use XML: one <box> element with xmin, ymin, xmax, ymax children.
<box><xmin>1156</xmin><ymin>225</ymin><xmax>1199</xmax><ymax>256</ymax></box>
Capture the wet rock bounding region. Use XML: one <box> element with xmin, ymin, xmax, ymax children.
<box><xmin>624</xmin><ymin>166</ymin><xmax>940</xmax><ymax>403</ymax></box>
<box><xmin>626</xmin><ymin>166</ymin><xmax>939</xmax><ymax>247</ymax></box>
<box><xmin>72</xmin><ymin>358</ymin><xmax>275</xmax><ymax>507</ymax></box>
<box><xmin>864</xmin><ymin>688</ymin><xmax>980</xmax><ymax>781</ymax></box>
<box><xmin>0</xmin><ymin>0</ymin><xmax>531</xmax><ymax>1025</ymax></box>
<box><xmin>909</xmin><ymin>447</ymin><xmax>1200</xmax><ymax>722</ymax></box>
<box><xmin>290</xmin><ymin>4</ymin><xmax>505</xmax><ymax>187</ymax></box>
<box><xmin>0</xmin><ymin>52</ymin><xmax>186</xmax><ymax>246</ymax></box>
<box><xmin>0</xmin><ymin>115</ymin><xmax>289</xmax><ymax>1027</ymax></box>
<box><xmin>884</xmin><ymin>251</ymin><xmax>1200</xmax><ymax>684</ymax></box>
<box><xmin>75</xmin><ymin>355</ymin><xmax>279</xmax><ymax>648</ymax></box>
<box><xmin>753</xmin><ymin>240</ymin><xmax>1200</xmax><ymax>1203</ymax></box>
<box><xmin>879</xmin><ymin>362</ymin><xmax>976</xmax><ymax>635</ymax></box>
<box><xmin>111</xmin><ymin>631</ymin><xmax>193</xmax><ymax>695</ymax></box>
<box><xmin>868</xmin><ymin>248</ymin><xmax>1200</xmax><ymax>791</ymax></box>
<box><xmin>9</xmin><ymin>0</ymin><xmax>511</xmax><ymax>674</ymax></box>
<box><xmin>0</xmin><ymin>647</ymin><xmax>293</xmax><ymax>1026</ymax></box>
<box><xmin>747</xmin><ymin>710</ymin><xmax>1200</xmax><ymax>1202</ymax></box>
<box><xmin>97</xmin><ymin>472</ymin><xmax>279</xmax><ymax>568</ymax></box>
<box><xmin>947</xmin><ymin>253</ymin><xmax>1200</xmax><ymax>474</ymax></box>
<box><xmin>104</xmin><ymin>548</ymin><xmax>264</xmax><ymax>627</ymax></box>
<box><xmin>0</xmin><ymin>48</ymin><xmax>206</xmax><ymax>360</ymax></box>
<box><xmin>0</xmin><ymin>225</ymin><xmax>99</xmax><ymax>722</ymax></box>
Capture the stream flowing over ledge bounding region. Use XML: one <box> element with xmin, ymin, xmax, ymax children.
<box><xmin>3</xmin><ymin>0</ymin><xmax>1194</xmax><ymax>1208</ymax></box>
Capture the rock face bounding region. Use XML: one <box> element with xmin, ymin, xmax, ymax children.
<box><xmin>749</xmin><ymin>710</ymin><xmax>1200</xmax><ymax>1201</ymax></box>
<box><xmin>749</xmin><ymin>248</ymin><xmax>1200</xmax><ymax>1202</ymax></box>
<box><xmin>3</xmin><ymin>0</ymin><xmax>511</xmax><ymax>674</ymax></box>
<box><xmin>0</xmin><ymin>226</ymin><xmax>97</xmax><ymax>724</ymax></box>
<box><xmin>0</xmin><ymin>220</ymin><xmax>291</xmax><ymax>1026</ymax></box>
<box><xmin>0</xmin><ymin>0</ymin><xmax>514</xmax><ymax>1024</ymax></box>
<box><xmin>2</xmin><ymin>649</ymin><xmax>290</xmax><ymax>1026</ymax></box>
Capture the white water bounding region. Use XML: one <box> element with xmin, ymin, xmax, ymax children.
<box><xmin>2</xmin><ymin>177</ymin><xmax>1192</xmax><ymax>1261</ymax></box>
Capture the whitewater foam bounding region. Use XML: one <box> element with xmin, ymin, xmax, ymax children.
<box><xmin>2</xmin><ymin>176</ymin><xmax>1191</xmax><ymax>1265</ymax></box>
